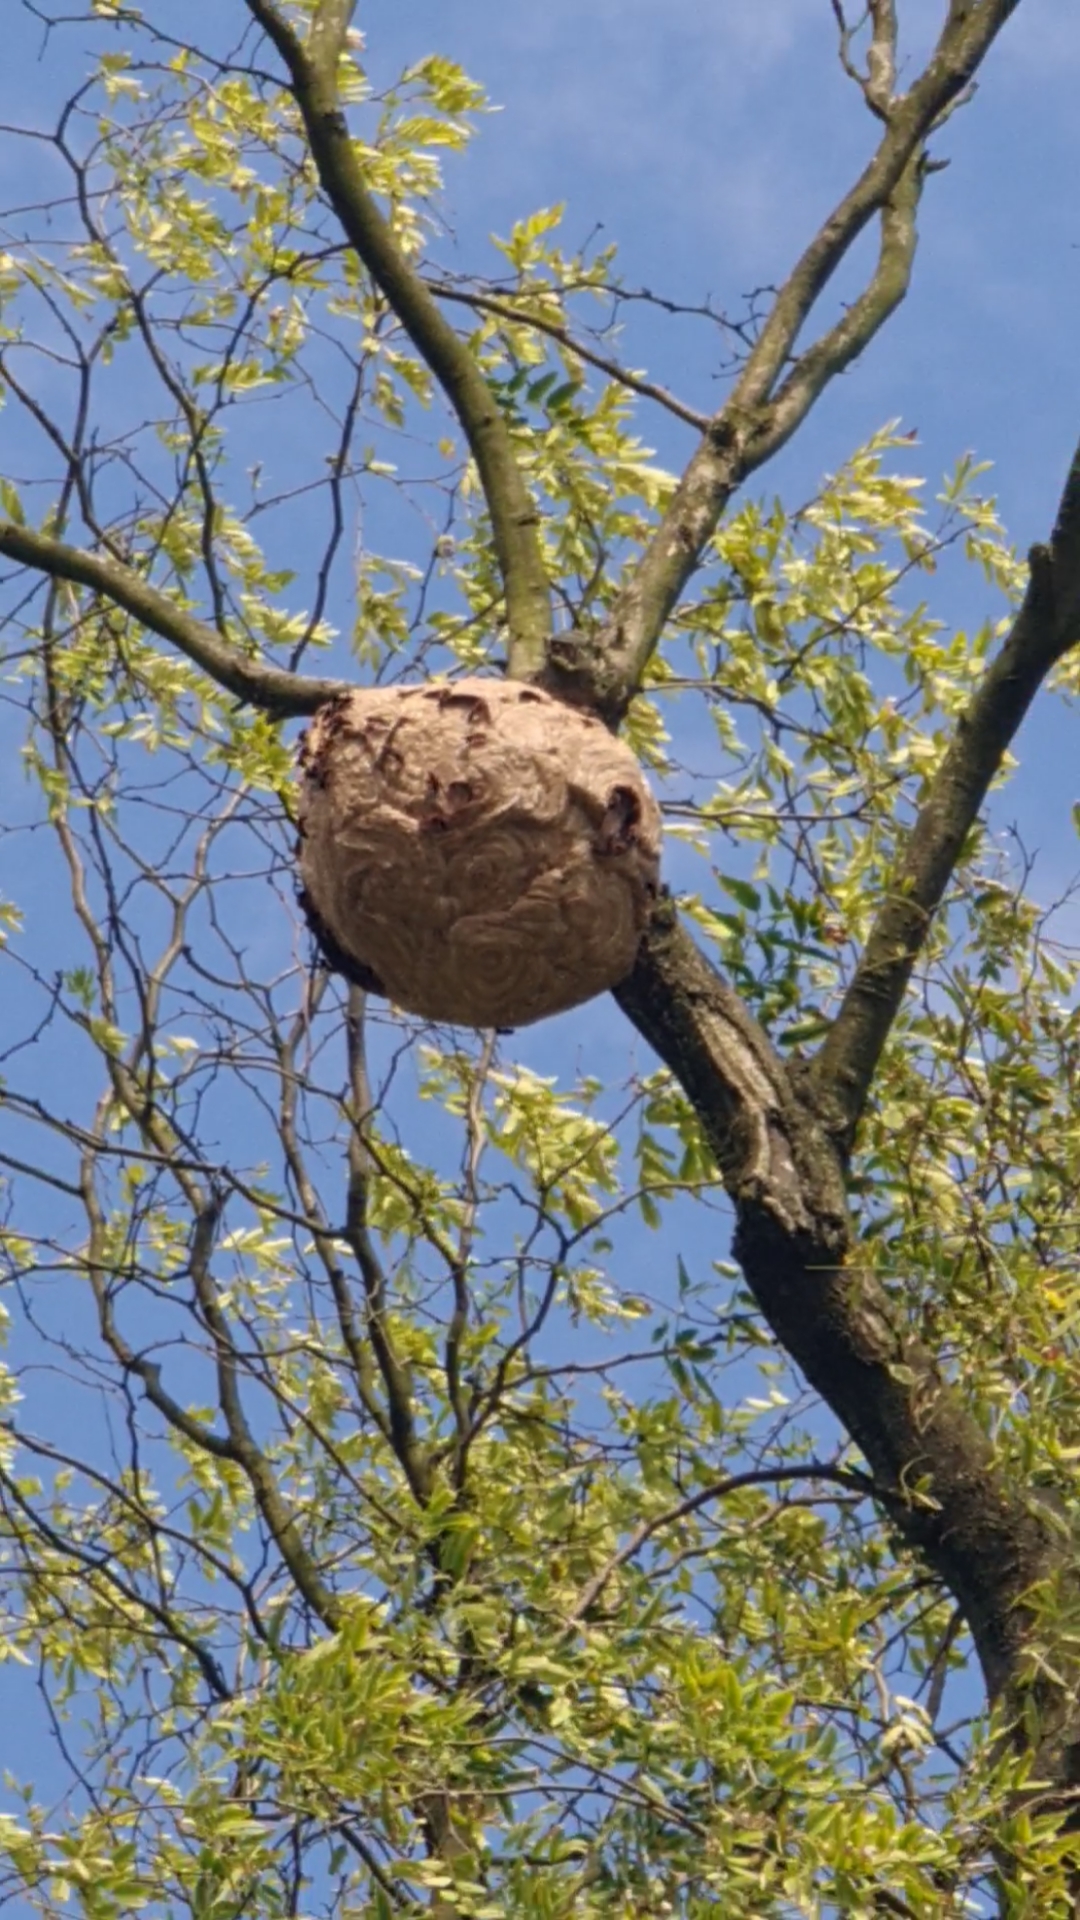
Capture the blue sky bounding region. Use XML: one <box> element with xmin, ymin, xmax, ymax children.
<box><xmin>0</xmin><ymin>1</ymin><xmax>1077</xmax><ymax>1897</ymax></box>
<box><xmin>6</xmin><ymin>0</ymin><xmax>1078</xmax><ymax>843</ymax></box>
<box><xmin>363</xmin><ymin>0</ymin><xmax>1079</xmax><ymax>513</ymax></box>
<box><xmin>0</xmin><ymin>0</ymin><xmax>1075</xmax><ymax>1524</ymax></box>
<box><xmin>356</xmin><ymin>0</ymin><xmax>1080</xmax><ymax>849</ymax></box>
<box><xmin>1</xmin><ymin>0</ymin><xmax>1075</xmax><ymax>1478</ymax></box>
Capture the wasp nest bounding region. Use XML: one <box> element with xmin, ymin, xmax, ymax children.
<box><xmin>296</xmin><ymin>678</ymin><xmax>661</xmax><ymax>1027</ymax></box>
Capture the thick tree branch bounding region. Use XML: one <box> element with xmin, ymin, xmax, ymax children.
<box><xmin>244</xmin><ymin>0</ymin><xmax>552</xmax><ymax>676</ymax></box>
<box><xmin>811</xmin><ymin>436</ymin><xmax>1080</xmax><ymax>1149</ymax></box>
<box><xmin>831</xmin><ymin>0</ymin><xmax>900</xmax><ymax>123</ymax></box>
<box><xmin>614</xmin><ymin>903</ymin><xmax>1080</xmax><ymax>1780</ymax></box>
<box><xmin>865</xmin><ymin>0</ymin><xmax>899</xmax><ymax>117</ymax></box>
<box><xmin>544</xmin><ymin>0</ymin><xmax>1020</xmax><ymax>723</ymax></box>
<box><xmin>0</xmin><ymin>520</ymin><xmax>347</xmax><ymax>717</ymax></box>
<box><xmin>746</xmin><ymin>151</ymin><xmax>923</xmax><ymax>469</ymax></box>
<box><xmin>613</xmin><ymin>440</ymin><xmax>1080</xmax><ymax>1800</ymax></box>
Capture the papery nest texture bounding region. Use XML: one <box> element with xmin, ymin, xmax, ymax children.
<box><xmin>296</xmin><ymin>678</ymin><xmax>662</xmax><ymax>1028</ymax></box>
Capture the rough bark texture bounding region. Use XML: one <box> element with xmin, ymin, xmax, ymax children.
<box><xmin>615</xmin><ymin>907</ymin><xmax>1080</xmax><ymax>1793</ymax></box>
<box><xmin>605</xmin><ymin>442</ymin><xmax>1080</xmax><ymax>1820</ymax></box>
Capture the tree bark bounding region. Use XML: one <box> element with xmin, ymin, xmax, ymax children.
<box><xmin>616</xmin><ymin>908</ymin><xmax>1080</xmax><ymax>1808</ymax></box>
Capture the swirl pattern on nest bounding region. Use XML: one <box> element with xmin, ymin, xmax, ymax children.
<box><xmin>296</xmin><ymin>678</ymin><xmax>662</xmax><ymax>1027</ymax></box>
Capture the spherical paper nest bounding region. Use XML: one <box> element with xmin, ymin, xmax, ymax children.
<box><xmin>296</xmin><ymin>678</ymin><xmax>662</xmax><ymax>1027</ymax></box>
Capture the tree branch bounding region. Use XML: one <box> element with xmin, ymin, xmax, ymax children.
<box><xmin>613</xmin><ymin>902</ymin><xmax>1075</xmax><ymax>1764</ymax></box>
<box><xmin>811</xmin><ymin>435</ymin><xmax>1080</xmax><ymax>1149</ymax></box>
<box><xmin>342</xmin><ymin>990</ymin><xmax>435</xmax><ymax>1505</ymax></box>
<box><xmin>545</xmin><ymin>0</ymin><xmax>1021</xmax><ymax>723</ymax></box>
<box><xmin>426</xmin><ymin>280</ymin><xmax>711</xmax><ymax>431</ymax></box>
<box><xmin>569</xmin><ymin>1461</ymin><xmax>869</xmax><ymax>1623</ymax></box>
<box><xmin>0</xmin><ymin>520</ymin><xmax>347</xmax><ymax>717</ymax></box>
<box><xmin>746</xmin><ymin>150</ymin><xmax>924</xmax><ymax>469</ymax></box>
<box><xmin>866</xmin><ymin>0</ymin><xmax>900</xmax><ymax>118</ymax></box>
<box><xmin>244</xmin><ymin>0</ymin><xmax>553</xmax><ymax>676</ymax></box>
<box><xmin>728</xmin><ymin>0</ymin><xmax>1018</xmax><ymax>419</ymax></box>
<box><xmin>830</xmin><ymin>0</ymin><xmax>899</xmax><ymax>122</ymax></box>
<box><xmin>0</xmin><ymin>1462</ymin><xmax>232</xmax><ymax>1702</ymax></box>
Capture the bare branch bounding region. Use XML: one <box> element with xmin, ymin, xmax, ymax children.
<box><xmin>569</xmin><ymin>1461</ymin><xmax>869</xmax><ymax>1623</ymax></box>
<box><xmin>867</xmin><ymin>0</ymin><xmax>900</xmax><ymax>116</ymax></box>
<box><xmin>730</xmin><ymin>0</ymin><xmax>1016</xmax><ymax>419</ymax></box>
<box><xmin>0</xmin><ymin>1460</ymin><xmax>232</xmax><ymax>1701</ymax></box>
<box><xmin>426</xmin><ymin>280</ymin><xmax>711</xmax><ymax>431</ymax></box>
<box><xmin>0</xmin><ymin>519</ymin><xmax>347</xmax><ymax>717</ymax></box>
<box><xmin>244</xmin><ymin>0</ymin><xmax>552</xmax><ymax>676</ymax></box>
<box><xmin>342</xmin><ymin>989</ymin><xmax>435</xmax><ymax>1504</ymax></box>
<box><xmin>811</xmin><ymin>436</ymin><xmax>1080</xmax><ymax>1149</ymax></box>
<box><xmin>550</xmin><ymin>0</ymin><xmax>1021</xmax><ymax>722</ymax></box>
<box><xmin>270</xmin><ymin>993</ymin><xmax>402</xmax><ymax>1465</ymax></box>
<box><xmin>830</xmin><ymin>0</ymin><xmax>899</xmax><ymax>120</ymax></box>
<box><xmin>747</xmin><ymin>150</ymin><xmax>923</xmax><ymax>469</ymax></box>
<box><xmin>444</xmin><ymin>1027</ymin><xmax>496</xmax><ymax>1477</ymax></box>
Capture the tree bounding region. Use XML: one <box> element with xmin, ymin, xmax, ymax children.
<box><xmin>0</xmin><ymin>0</ymin><xmax>1077</xmax><ymax>1912</ymax></box>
